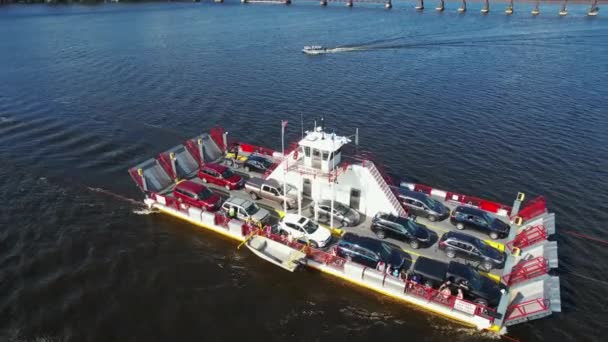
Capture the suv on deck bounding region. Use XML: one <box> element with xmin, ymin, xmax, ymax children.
<box><xmin>198</xmin><ymin>163</ymin><xmax>244</xmax><ymax>191</ymax></box>
<box><xmin>397</xmin><ymin>188</ymin><xmax>450</xmax><ymax>222</ymax></box>
<box><xmin>278</xmin><ymin>214</ymin><xmax>332</xmax><ymax>248</ymax></box>
<box><xmin>438</xmin><ymin>231</ymin><xmax>505</xmax><ymax>271</ymax></box>
<box><xmin>336</xmin><ymin>233</ymin><xmax>409</xmax><ymax>275</ymax></box>
<box><xmin>450</xmin><ymin>206</ymin><xmax>510</xmax><ymax>240</ymax></box>
<box><xmin>370</xmin><ymin>213</ymin><xmax>432</xmax><ymax>249</ymax></box>
<box><xmin>173</xmin><ymin>180</ymin><xmax>221</xmax><ymax>211</ymax></box>
<box><xmin>411</xmin><ymin>257</ymin><xmax>503</xmax><ymax>307</ymax></box>
<box><xmin>310</xmin><ymin>200</ymin><xmax>361</xmax><ymax>227</ymax></box>
<box><xmin>221</xmin><ymin>197</ymin><xmax>271</xmax><ymax>224</ymax></box>
<box><xmin>244</xmin><ymin>154</ymin><xmax>274</xmax><ymax>173</ymax></box>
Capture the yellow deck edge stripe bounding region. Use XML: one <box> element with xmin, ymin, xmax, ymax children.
<box><xmin>308</xmin><ymin>263</ymin><xmax>481</xmax><ymax>329</ymax></box>
<box><xmin>155</xmin><ymin>206</ymin><xmax>498</xmax><ymax>333</ymax></box>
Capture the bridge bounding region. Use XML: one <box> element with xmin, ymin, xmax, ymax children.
<box><xmin>238</xmin><ymin>0</ymin><xmax>603</xmax><ymax>16</ymax></box>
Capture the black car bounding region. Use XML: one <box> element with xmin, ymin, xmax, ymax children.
<box><xmin>438</xmin><ymin>231</ymin><xmax>505</xmax><ymax>271</ymax></box>
<box><xmin>371</xmin><ymin>213</ymin><xmax>432</xmax><ymax>249</ymax></box>
<box><xmin>411</xmin><ymin>257</ymin><xmax>503</xmax><ymax>307</ymax></box>
<box><xmin>397</xmin><ymin>188</ymin><xmax>451</xmax><ymax>222</ymax></box>
<box><xmin>244</xmin><ymin>154</ymin><xmax>273</xmax><ymax>173</ymax></box>
<box><xmin>336</xmin><ymin>233</ymin><xmax>410</xmax><ymax>274</ymax></box>
<box><xmin>449</xmin><ymin>206</ymin><xmax>510</xmax><ymax>240</ymax></box>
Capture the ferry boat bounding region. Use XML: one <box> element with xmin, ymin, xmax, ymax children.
<box><xmin>128</xmin><ymin>121</ymin><xmax>561</xmax><ymax>334</ymax></box>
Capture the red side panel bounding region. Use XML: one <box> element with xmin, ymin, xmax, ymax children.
<box><xmin>157</xmin><ymin>153</ymin><xmax>175</xmax><ymax>179</ymax></box>
<box><xmin>184</xmin><ymin>139</ymin><xmax>202</xmax><ymax>165</ymax></box>
<box><xmin>210</xmin><ymin>127</ymin><xmax>226</xmax><ymax>152</ymax></box>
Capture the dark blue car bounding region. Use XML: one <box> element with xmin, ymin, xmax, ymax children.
<box><xmin>244</xmin><ymin>154</ymin><xmax>273</xmax><ymax>173</ymax></box>
<box><xmin>449</xmin><ymin>206</ymin><xmax>510</xmax><ymax>240</ymax></box>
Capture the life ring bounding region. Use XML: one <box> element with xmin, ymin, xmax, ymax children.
<box><xmin>293</xmin><ymin>150</ymin><xmax>299</xmax><ymax>160</ymax></box>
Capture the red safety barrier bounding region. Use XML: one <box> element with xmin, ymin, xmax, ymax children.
<box><xmin>502</xmin><ymin>256</ymin><xmax>549</xmax><ymax>286</ymax></box>
<box><xmin>507</xmin><ymin>225</ymin><xmax>548</xmax><ymax>250</ymax></box>
<box><xmin>445</xmin><ymin>192</ymin><xmax>512</xmax><ymax>215</ymax></box>
<box><xmin>413</xmin><ymin>184</ymin><xmax>433</xmax><ymax>195</ymax></box>
<box><xmin>236</xmin><ymin>142</ymin><xmax>276</xmax><ymax>157</ymax></box>
<box><xmin>515</xmin><ymin>196</ymin><xmax>547</xmax><ymax>222</ymax></box>
<box><xmin>506</xmin><ymin>298</ymin><xmax>549</xmax><ymax>322</ymax></box>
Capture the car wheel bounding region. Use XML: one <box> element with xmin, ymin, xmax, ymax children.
<box><xmin>482</xmin><ymin>261</ymin><xmax>493</xmax><ymax>272</ymax></box>
<box><xmin>428</xmin><ymin>215</ymin><xmax>437</xmax><ymax>222</ymax></box>
<box><xmin>309</xmin><ymin>241</ymin><xmax>319</xmax><ymax>248</ymax></box>
<box><xmin>410</xmin><ymin>240</ymin><xmax>420</xmax><ymax>249</ymax></box>
<box><xmin>245</xmin><ymin>166</ymin><xmax>250</xmax><ymax>172</ymax></box>
<box><xmin>474</xmin><ymin>298</ymin><xmax>488</xmax><ymax>306</ymax></box>
<box><xmin>375</xmin><ymin>230</ymin><xmax>386</xmax><ymax>239</ymax></box>
<box><xmin>489</xmin><ymin>231</ymin><xmax>499</xmax><ymax>240</ymax></box>
<box><xmin>456</xmin><ymin>223</ymin><xmax>465</xmax><ymax>230</ymax></box>
<box><xmin>201</xmin><ymin>178</ymin><xmax>208</xmax><ymax>183</ymax></box>
<box><xmin>249</xmin><ymin>192</ymin><xmax>259</xmax><ymax>200</ymax></box>
<box><xmin>445</xmin><ymin>248</ymin><xmax>456</xmax><ymax>258</ymax></box>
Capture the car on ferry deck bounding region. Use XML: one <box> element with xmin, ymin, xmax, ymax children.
<box><xmin>310</xmin><ymin>200</ymin><xmax>361</xmax><ymax>227</ymax></box>
<box><xmin>198</xmin><ymin>163</ymin><xmax>244</xmax><ymax>191</ymax></box>
<box><xmin>438</xmin><ymin>231</ymin><xmax>505</xmax><ymax>271</ymax></box>
<box><xmin>243</xmin><ymin>154</ymin><xmax>274</xmax><ymax>174</ymax></box>
<box><xmin>336</xmin><ymin>233</ymin><xmax>410</xmax><ymax>274</ymax></box>
<box><xmin>278</xmin><ymin>214</ymin><xmax>332</xmax><ymax>248</ymax></box>
<box><xmin>450</xmin><ymin>206</ymin><xmax>510</xmax><ymax>240</ymax></box>
<box><xmin>411</xmin><ymin>257</ymin><xmax>503</xmax><ymax>307</ymax></box>
<box><xmin>370</xmin><ymin>213</ymin><xmax>432</xmax><ymax>249</ymax></box>
<box><xmin>221</xmin><ymin>197</ymin><xmax>271</xmax><ymax>224</ymax></box>
<box><xmin>173</xmin><ymin>180</ymin><xmax>221</xmax><ymax>211</ymax></box>
<box><xmin>397</xmin><ymin>188</ymin><xmax>450</xmax><ymax>222</ymax></box>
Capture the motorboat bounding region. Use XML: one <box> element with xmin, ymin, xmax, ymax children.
<box><xmin>302</xmin><ymin>45</ymin><xmax>328</xmax><ymax>55</ymax></box>
<box><xmin>246</xmin><ymin>235</ymin><xmax>307</xmax><ymax>272</ymax></box>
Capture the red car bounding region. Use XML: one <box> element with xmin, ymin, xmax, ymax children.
<box><xmin>173</xmin><ymin>180</ymin><xmax>221</xmax><ymax>211</ymax></box>
<box><xmin>198</xmin><ymin>163</ymin><xmax>244</xmax><ymax>191</ymax></box>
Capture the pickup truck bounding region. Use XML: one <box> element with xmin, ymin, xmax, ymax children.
<box><xmin>245</xmin><ymin>177</ymin><xmax>297</xmax><ymax>209</ymax></box>
<box><xmin>411</xmin><ymin>257</ymin><xmax>503</xmax><ymax>307</ymax></box>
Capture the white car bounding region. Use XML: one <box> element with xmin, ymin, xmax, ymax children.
<box><xmin>278</xmin><ymin>214</ymin><xmax>332</xmax><ymax>248</ymax></box>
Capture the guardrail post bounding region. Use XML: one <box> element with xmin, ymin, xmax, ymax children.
<box><xmin>197</xmin><ymin>138</ymin><xmax>205</xmax><ymax>165</ymax></box>
<box><xmin>138</xmin><ymin>168</ymin><xmax>147</xmax><ymax>192</ymax></box>
<box><xmin>170</xmin><ymin>152</ymin><xmax>178</xmax><ymax>182</ymax></box>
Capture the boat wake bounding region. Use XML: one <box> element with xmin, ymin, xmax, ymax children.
<box><xmin>132</xmin><ymin>208</ymin><xmax>159</xmax><ymax>215</ymax></box>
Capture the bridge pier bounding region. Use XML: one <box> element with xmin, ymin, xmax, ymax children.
<box><xmin>532</xmin><ymin>0</ymin><xmax>540</xmax><ymax>15</ymax></box>
<box><xmin>559</xmin><ymin>0</ymin><xmax>568</xmax><ymax>16</ymax></box>
<box><xmin>481</xmin><ymin>0</ymin><xmax>489</xmax><ymax>14</ymax></box>
<box><xmin>214</xmin><ymin>0</ymin><xmax>223</xmax><ymax>3</ymax></box>
<box><xmin>385</xmin><ymin>0</ymin><xmax>392</xmax><ymax>9</ymax></box>
<box><xmin>241</xmin><ymin>0</ymin><xmax>247</xmax><ymax>3</ymax></box>
<box><xmin>415</xmin><ymin>0</ymin><xmax>424</xmax><ymax>10</ymax></box>
<box><xmin>320</xmin><ymin>0</ymin><xmax>327</xmax><ymax>6</ymax></box>
<box><xmin>436</xmin><ymin>0</ymin><xmax>444</xmax><ymax>11</ymax></box>
<box><xmin>346</xmin><ymin>0</ymin><xmax>353</xmax><ymax>7</ymax></box>
<box><xmin>458</xmin><ymin>0</ymin><xmax>466</xmax><ymax>12</ymax></box>
<box><xmin>505</xmin><ymin>0</ymin><xmax>513</xmax><ymax>15</ymax></box>
<box><xmin>588</xmin><ymin>0</ymin><xmax>599</xmax><ymax>16</ymax></box>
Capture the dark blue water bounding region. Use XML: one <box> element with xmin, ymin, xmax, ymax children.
<box><xmin>1</xmin><ymin>3</ymin><xmax>607</xmax><ymax>341</ymax></box>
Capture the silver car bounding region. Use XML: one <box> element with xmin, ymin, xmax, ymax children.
<box><xmin>221</xmin><ymin>197</ymin><xmax>270</xmax><ymax>224</ymax></box>
<box><xmin>310</xmin><ymin>200</ymin><xmax>361</xmax><ymax>227</ymax></box>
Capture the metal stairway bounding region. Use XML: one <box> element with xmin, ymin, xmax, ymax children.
<box><xmin>364</xmin><ymin>161</ymin><xmax>407</xmax><ymax>217</ymax></box>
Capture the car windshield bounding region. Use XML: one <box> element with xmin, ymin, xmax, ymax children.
<box><xmin>424</xmin><ymin>197</ymin><xmax>443</xmax><ymax>211</ymax></box>
<box><xmin>404</xmin><ymin>220</ymin><xmax>418</xmax><ymax>234</ymax></box>
<box><xmin>302</xmin><ymin>220</ymin><xmax>318</xmax><ymax>234</ymax></box>
<box><xmin>333</xmin><ymin>203</ymin><xmax>350</xmax><ymax>215</ymax></box>
<box><xmin>466</xmin><ymin>267</ymin><xmax>483</xmax><ymax>290</ymax></box>
<box><xmin>197</xmin><ymin>188</ymin><xmax>213</xmax><ymax>200</ymax></box>
<box><xmin>379</xmin><ymin>243</ymin><xmax>393</xmax><ymax>260</ymax></box>
<box><xmin>481</xmin><ymin>212</ymin><xmax>495</xmax><ymax>224</ymax></box>
<box><xmin>222</xmin><ymin>169</ymin><xmax>234</xmax><ymax>179</ymax></box>
<box><xmin>244</xmin><ymin>203</ymin><xmax>260</xmax><ymax>215</ymax></box>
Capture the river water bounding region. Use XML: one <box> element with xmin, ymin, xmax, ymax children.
<box><xmin>1</xmin><ymin>2</ymin><xmax>607</xmax><ymax>341</ymax></box>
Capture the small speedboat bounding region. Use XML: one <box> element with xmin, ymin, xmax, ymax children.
<box><xmin>302</xmin><ymin>45</ymin><xmax>328</xmax><ymax>55</ymax></box>
<box><xmin>246</xmin><ymin>235</ymin><xmax>307</xmax><ymax>272</ymax></box>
